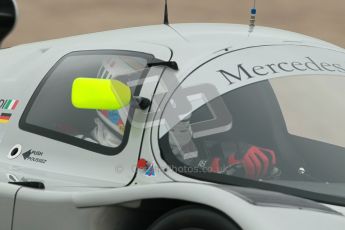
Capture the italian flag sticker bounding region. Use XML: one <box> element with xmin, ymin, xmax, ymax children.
<box><xmin>3</xmin><ymin>99</ymin><xmax>19</xmax><ymax>110</ymax></box>
<box><xmin>0</xmin><ymin>113</ymin><xmax>11</xmax><ymax>124</ymax></box>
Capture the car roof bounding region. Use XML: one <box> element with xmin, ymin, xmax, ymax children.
<box><xmin>2</xmin><ymin>23</ymin><xmax>344</xmax><ymax>74</ymax></box>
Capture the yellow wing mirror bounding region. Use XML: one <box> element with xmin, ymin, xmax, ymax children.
<box><xmin>72</xmin><ymin>78</ymin><xmax>132</xmax><ymax>110</ymax></box>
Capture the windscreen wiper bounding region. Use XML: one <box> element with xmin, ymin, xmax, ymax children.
<box><xmin>147</xmin><ymin>61</ymin><xmax>179</xmax><ymax>70</ymax></box>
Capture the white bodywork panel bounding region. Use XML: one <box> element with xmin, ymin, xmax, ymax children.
<box><xmin>8</xmin><ymin>183</ymin><xmax>345</xmax><ymax>230</ymax></box>
<box><xmin>0</xmin><ymin>183</ymin><xmax>18</xmax><ymax>230</ymax></box>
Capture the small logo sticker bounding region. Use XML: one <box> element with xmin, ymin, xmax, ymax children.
<box><xmin>145</xmin><ymin>162</ymin><xmax>156</xmax><ymax>177</ymax></box>
<box><xmin>22</xmin><ymin>149</ymin><xmax>47</xmax><ymax>164</ymax></box>
<box><xmin>0</xmin><ymin>99</ymin><xmax>19</xmax><ymax>124</ymax></box>
<box><xmin>0</xmin><ymin>99</ymin><xmax>19</xmax><ymax>110</ymax></box>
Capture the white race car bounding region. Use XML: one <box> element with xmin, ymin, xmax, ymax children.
<box><xmin>1</xmin><ymin>1</ymin><xmax>345</xmax><ymax>230</ymax></box>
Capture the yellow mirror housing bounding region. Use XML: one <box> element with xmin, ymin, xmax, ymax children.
<box><xmin>71</xmin><ymin>78</ymin><xmax>132</xmax><ymax>110</ymax></box>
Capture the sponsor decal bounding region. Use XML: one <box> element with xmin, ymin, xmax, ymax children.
<box><xmin>145</xmin><ymin>162</ymin><xmax>156</xmax><ymax>177</ymax></box>
<box><xmin>137</xmin><ymin>159</ymin><xmax>156</xmax><ymax>177</ymax></box>
<box><xmin>0</xmin><ymin>99</ymin><xmax>19</xmax><ymax>124</ymax></box>
<box><xmin>137</xmin><ymin>158</ymin><xmax>148</xmax><ymax>170</ymax></box>
<box><xmin>217</xmin><ymin>56</ymin><xmax>345</xmax><ymax>85</ymax></box>
<box><xmin>0</xmin><ymin>99</ymin><xmax>19</xmax><ymax>110</ymax></box>
<box><xmin>0</xmin><ymin>113</ymin><xmax>11</xmax><ymax>124</ymax></box>
<box><xmin>22</xmin><ymin>149</ymin><xmax>47</xmax><ymax>164</ymax></box>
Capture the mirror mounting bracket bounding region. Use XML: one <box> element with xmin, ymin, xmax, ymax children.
<box><xmin>133</xmin><ymin>96</ymin><xmax>151</xmax><ymax>110</ymax></box>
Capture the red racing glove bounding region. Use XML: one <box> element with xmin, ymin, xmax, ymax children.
<box><xmin>208</xmin><ymin>144</ymin><xmax>277</xmax><ymax>179</ymax></box>
<box><xmin>228</xmin><ymin>145</ymin><xmax>277</xmax><ymax>179</ymax></box>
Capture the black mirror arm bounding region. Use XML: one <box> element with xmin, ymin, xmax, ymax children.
<box><xmin>147</xmin><ymin>61</ymin><xmax>179</xmax><ymax>71</ymax></box>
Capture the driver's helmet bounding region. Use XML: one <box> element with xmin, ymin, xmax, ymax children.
<box><xmin>90</xmin><ymin>57</ymin><xmax>135</xmax><ymax>147</ymax></box>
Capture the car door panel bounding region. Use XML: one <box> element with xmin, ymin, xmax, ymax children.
<box><xmin>0</xmin><ymin>183</ymin><xmax>19</xmax><ymax>230</ymax></box>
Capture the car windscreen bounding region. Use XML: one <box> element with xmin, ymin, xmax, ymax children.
<box><xmin>158</xmin><ymin>45</ymin><xmax>345</xmax><ymax>205</ymax></box>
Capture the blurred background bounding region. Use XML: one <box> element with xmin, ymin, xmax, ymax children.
<box><xmin>4</xmin><ymin>0</ymin><xmax>345</xmax><ymax>47</ymax></box>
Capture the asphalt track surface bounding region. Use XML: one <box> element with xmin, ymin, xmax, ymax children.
<box><xmin>3</xmin><ymin>0</ymin><xmax>345</xmax><ymax>48</ymax></box>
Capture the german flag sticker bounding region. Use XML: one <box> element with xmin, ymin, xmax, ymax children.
<box><xmin>0</xmin><ymin>113</ymin><xmax>12</xmax><ymax>124</ymax></box>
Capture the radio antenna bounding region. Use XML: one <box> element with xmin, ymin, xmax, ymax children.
<box><xmin>163</xmin><ymin>0</ymin><xmax>169</xmax><ymax>25</ymax></box>
<box><xmin>249</xmin><ymin>0</ymin><xmax>257</xmax><ymax>33</ymax></box>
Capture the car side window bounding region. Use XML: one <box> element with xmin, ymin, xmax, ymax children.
<box><xmin>20</xmin><ymin>50</ymin><xmax>154</xmax><ymax>155</ymax></box>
